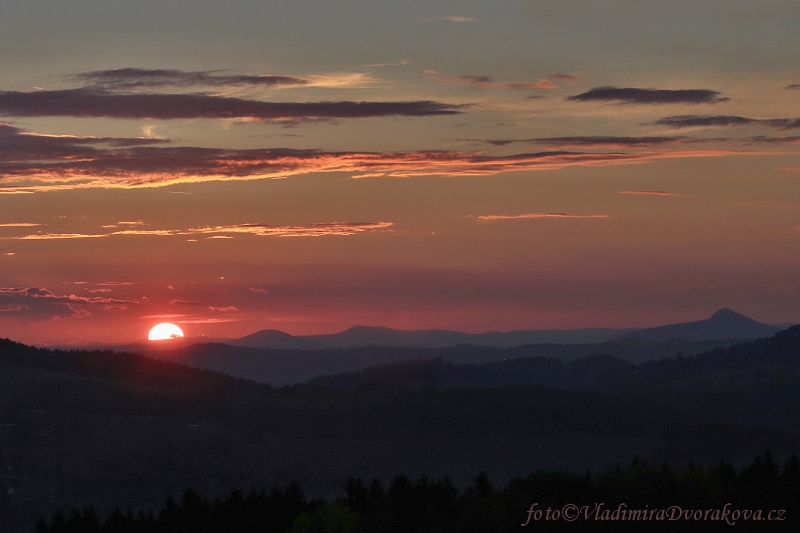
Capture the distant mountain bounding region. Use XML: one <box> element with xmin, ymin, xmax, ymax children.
<box><xmin>611</xmin><ymin>308</ymin><xmax>779</xmax><ymax>342</ymax></box>
<box><xmin>233</xmin><ymin>325</ymin><xmax>639</xmax><ymax>350</ymax></box>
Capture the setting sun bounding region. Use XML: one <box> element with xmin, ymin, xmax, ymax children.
<box><xmin>148</xmin><ymin>323</ymin><xmax>185</xmax><ymax>341</ymax></box>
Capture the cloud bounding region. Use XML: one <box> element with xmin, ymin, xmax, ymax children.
<box><xmin>566</xmin><ymin>87</ymin><xmax>729</xmax><ymax>105</ymax></box>
<box><xmin>0</xmin><ymin>89</ymin><xmax>463</xmax><ymax>121</ymax></box>
<box><xmin>786</xmin><ymin>84</ymin><xmax>800</xmax><ymax>90</ymax></box>
<box><xmin>170</xmin><ymin>300</ymin><xmax>203</xmax><ymax>305</ymax></box>
<box><xmin>779</xmin><ymin>166</ymin><xmax>800</xmax><ymax>171</ymax></box>
<box><xmin>1</xmin><ymin>221</ymin><xmax>394</xmax><ymax>240</ymax></box>
<box><xmin>73</xmin><ymin>68</ymin><xmax>308</xmax><ymax>90</ymax></box>
<box><xmin>736</xmin><ymin>136</ymin><xmax>800</xmax><ymax>144</ymax></box>
<box><xmin>618</xmin><ymin>190</ymin><xmax>687</xmax><ymax>197</ymax></box>
<box><xmin>7</xmin><ymin>233</ymin><xmax>107</xmax><ymax>240</ymax></box>
<box><xmin>0</xmin><ymin>125</ymin><xmax>760</xmax><ymax>192</ymax></box>
<box><xmin>209</xmin><ymin>306</ymin><xmax>238</xmax><ymax>313</ymax></box>
<box><xmin>0</xmin><ymin>286</ymin><xmax>137</xmax><ymax>321</ymax></box>
<box><xmin>476</xmin><ymin>213</ymin><xmax>608</xmax><ymax>221</ymax></box>
<box><xmin>188</xmin><ymin>222</ymin><xmax>393</xmax><ymax>237</ymax></box>
<box><xmin>0</xmin><ymin>222</ymin><xmax>41</xmax><ymax>227</ymax></box>
<box><xmin>549</xmin><ymin>73</ymin><xmax>579</xmax><ymax>81</ymax></box>
<box><xmin>450</xmin><ymin>75</ymin><xmax>557</xmax><ymax>89</ymax></box>
<box><xmin>249</xmin><ymin>288</ymin><xmax>269</xmax><ymax>295</ymax></box>
<box><xmin>652</xmin><ymin>115</ymin><xmax>800</xmax><ymax>130</ymax></box>
<box><xmin>465</xmin><ymin>136</ymin><xmax>685</xmax><ymax>148</ymax></box>
<box><xmin>417</xmin><ymin>15</ymin><xmax>478</xmax><ymax>23</ymax></box>
<box><xmin>0</xmin><ymin>122</ymin><xmax>169</xmax><ymax>163</ymax></box>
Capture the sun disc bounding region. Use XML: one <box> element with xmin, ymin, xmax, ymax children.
<box><xmin>148</xmin><ymin>323</ymin><xmax>185</xmax><ymax>341</ymax></box>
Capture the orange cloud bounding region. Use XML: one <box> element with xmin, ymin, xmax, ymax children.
<box><xmin>188</xmin><ymin>222</ymin><xmax>393</xmax><ymax>237</ymax></box>
<box><xmin>0</xmin><ymin>221</ymin><xmax>393</xmax><ymax>240</ymax></box>
<box><xmin>618</xmin><ymin>190</ymin><xmax>687</xmax><ymax>197</ymax></box>
<box><xmin>476</xmin><ymin>213</ymin><xmax>608</xmax><ymax>221</ymax></box>
<box><xmin>0</xmin><ymin>124</ymin><xmax>767</xmax><ymax>193</ymax></box>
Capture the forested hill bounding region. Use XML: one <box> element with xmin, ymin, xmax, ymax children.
<box><xmin>0</xmin><ymin>337</ymin><xmax>257</xmax><ymax>394</ymax></box>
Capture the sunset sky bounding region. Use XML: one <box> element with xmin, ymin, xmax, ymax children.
<box><xmin>1</xmin><ymin>0</ymin><xmax>799</xmax><ymax>345</ymax></box>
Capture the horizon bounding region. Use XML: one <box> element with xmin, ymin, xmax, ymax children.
<box><xmin>2</xmin><ymin>1</ymin><xmax>800</xmax><ymax>345</ymax></box>
<box><xmin>14</xmin><ymin>307</ymin><xmax>797</xmax><ymax>349</ymax></box>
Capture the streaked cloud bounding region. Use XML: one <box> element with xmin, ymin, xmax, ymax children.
<box><xmin>0</xmin><ymin>144</ymin><xmax>760</xmax><ymax>194</ymax></box>
<box><xmin>567</xmin><ymin>87</ymin><xmax>729</xmax><ymax>105</ymax></box>
<box><xmin>1</xmin><ymin>221</ymin><xmax>394</xmax><ymax>240</ymax></box>
<box><xmin>189</xmin><ymin>222</ymin><xmax>393</xmax><ymax>237</ymax></box>
<box><xmin>618</xmin><ymin>190</ymin><xmax>687</xmax><ymax>197</ymax></box>
<box><xmin>652</xmin><ymin>115</ymin><xmax>800</xmax><ymax>130</ymax></box>
<box><xmin>449</xmin><ymin>75</ymin><xmax>557</xmax><ymax>90</ymax></box>
<box><xmin>209</xmin><ymin>306</ymin><xmax>238</xmax><ymax>313</ymax></box>
<box><xmin>549</xmin><ymin>73</ymin><xmax>579</xmax><ymax>81</ymax></box>
<box><xmin>476</xmin><ymin>213</ymin><xmax>608</xmax><ymax>221</ymax></box>
<box><xmin>0</xmin><ymin>89</ymin><xmax>462</xmax><ymax>121</ymax></box>
<box><xmin>0</xmin><ymin>222</ymin><xmax>42</xmax><ymax>227</ymax></box>
<box><xmin>417</xmin><ymin>15</ymin><xmax>478</xmax><ymax>23</ymax></box>
<box><xmin>786</xmin><ymin>84</ymin><xmax>800</xmax><ymax>90</ymax></box>
<box><xmin>73</xmin><ymin>68</ymin><xmax>308</xmax><ymax>90</ymax></box>
<box><xmin>8</xmin><ymin>233</ymin><xmax>107</xmax><ymax>240</ymax></box>
<box><xmin>464</xmin><ymin>136</ymin><xmax>685</xmax><ymax>148</ymax></box>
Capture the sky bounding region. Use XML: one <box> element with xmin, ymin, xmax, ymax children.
<box><xmin>1</xmin><ymin>0</ymin><xmax>799</xmax><ymax>345</ymax></box>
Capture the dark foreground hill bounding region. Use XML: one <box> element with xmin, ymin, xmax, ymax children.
<box><xmin>2</xmin><ymin>335</ymin><xmax>800</xmax><ymax>531</ymax></box>
<box><xmin>310</xmin><ymin>325</ymin><xmax>800</xmax><ymax>433</ymax></box>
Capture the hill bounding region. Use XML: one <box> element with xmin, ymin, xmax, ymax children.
<box><xmin>232</xmin><ymin>325</ymin><xmax>638</xmax><ymax>350</ymax></box>
<box><xmin>154</xmin><ymin>337</ymin><xmax>740</xmax><ymax>386</ymax></box>
<box><xmin>3</xmin><ymin>333</ymin><xmax>800</xmax><ymax>531</ymax></box>
<box><xmin>612</xmin><ymin>308</ymin><xmax>780</xmax><ymax>342</ymax></box>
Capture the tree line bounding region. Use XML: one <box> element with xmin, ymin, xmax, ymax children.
<box><xmin>32</xmin><ymin>452</ymin><xmax>799</xmax><ymax>532</ymax></box>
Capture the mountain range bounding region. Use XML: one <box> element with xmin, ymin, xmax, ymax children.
<box><xmin>67</xmin><ymin>308</ymin><xmax>787</xmax><ymax>358</ymax></box>
<box><xmin>137</xmin><ymin>308</ymin><xmax>781</xmax><ymax>386</ymax></box>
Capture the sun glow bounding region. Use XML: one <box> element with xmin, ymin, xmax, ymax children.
<box><xmin>148</xmin><ymin>323</ymin><xmax>185</xmax><ymax>341</ymax></box>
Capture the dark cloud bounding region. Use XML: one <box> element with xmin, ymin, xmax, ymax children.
<box><xmin>786</xmin><ymin>84</ymin><xmax>800</xmax><ymax>90</ymax></box>
<box><xmin>653</xmin><ymin>115</ymin><xmax>800</xmax><ymax>130</ymax></box>
<box><xmin>0</xmin><ymin>286</ymin><xmax>137</xmax><ymax>321</ymax></box>
<box><xmin>549</xmin><ymin>73</ymin><xmax>579</xmax><ymax>81</ymax></box>
<box><xmin>462</xmin><ymin>136</ymin><xmax>685</xmax><ymax>148</ymax></box>
<box><xmin>450</xmin><ymin>75</ymin><xmax>556</xmax><ymax>89</ymax></box>
<box><xmin>0</xmin><ymin>124</ymin><xmax>748</xmax><ymax>192</ymax></box>
<box><xmin>0</xmin><ymin>122</ymin><xmax>168</xmax><ymax>161</ymax></box>
<box><xmin>0</xmin><ymin>89</ymin><xmax>463</xmax><ymax>121</ymax></box>
<box><xmin>456</xmin><ymin>75</ymin><xmax>493</xmax><ymax>85</ymax></box>
<box><xmin>74</xmin><ymin>68</ymin><xmax>308</xmax><ymax>90</ymax></box>
<box><xmin>566</xmin><ymin>86</ymin><xmax>729</xmax><ymax>105</ymax></box>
